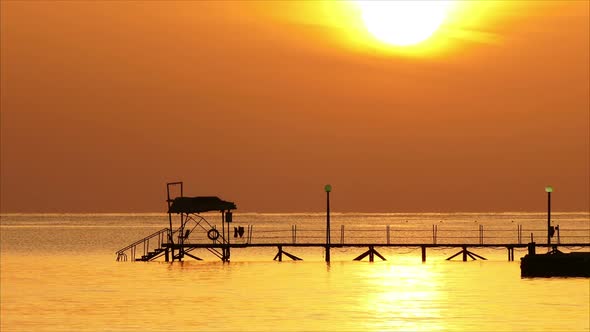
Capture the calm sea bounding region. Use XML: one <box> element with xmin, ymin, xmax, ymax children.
<box><xmin>1</xmin><ymin>212</ymin><xmax>589</xmax><ymax>332</ymax></box>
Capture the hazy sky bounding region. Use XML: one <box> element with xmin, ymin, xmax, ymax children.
<box><xmin>1</xmin><ymin>1</ymin><xmax>588</xmax><ymax>213</ymax></box>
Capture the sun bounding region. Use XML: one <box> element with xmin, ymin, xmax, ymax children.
<box><xmin>356</xmin><ymin>0</ymin><xmax>452</xmax><ymax>47</ymax></box>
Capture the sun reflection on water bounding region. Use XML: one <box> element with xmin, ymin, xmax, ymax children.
<box><xmin>359</xmin><ymin>264</ymin><xmax>444</xmax><ymax>331</ymax></box>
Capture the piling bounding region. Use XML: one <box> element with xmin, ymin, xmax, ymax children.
<box><xmin>528</xmin><ymin>242</ymin><xmax>536</xmax><ymax>255</ymax></box>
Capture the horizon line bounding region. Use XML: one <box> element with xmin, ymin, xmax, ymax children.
<box><xmin>1</xmin><ymin>210</ymin><xmax>589</xmax><ymax>215</ymax></box>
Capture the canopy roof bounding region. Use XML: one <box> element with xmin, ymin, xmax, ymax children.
<box><xmin>168</xmin><ymin>196</ymin><xmax>237</xmax><ymax>214</ymax></box>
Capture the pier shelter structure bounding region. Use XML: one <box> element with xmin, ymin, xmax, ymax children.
<box><xmin>116</xmin><ymin>182</ymin><xmax>236</xmax><ymax>262</ymax></box>
<box><xmin>166</xmin><ymin>182</ymin><xmax>237</xmax><ymax>262</ymax></box>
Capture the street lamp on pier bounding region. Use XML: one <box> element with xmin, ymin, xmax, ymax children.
<box><xmin>325</xmin><ymin>184</ymin><xmax>332</xmax><ymax>263</ymax></box>
<box><xmin>545</xmin><ymin>186</ymin><xmax>553</xmax><ymax>248</ymax></box>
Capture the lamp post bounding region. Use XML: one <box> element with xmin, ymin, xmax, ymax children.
<box><xmin>545</xmin><ymin>186</ymin><xmax>553</xmax><ymax>247</ymax></box>
<box><xmin>325</xmin><ymin>184</ymin><xmax>332</xmax><ymax>263</ymax></box>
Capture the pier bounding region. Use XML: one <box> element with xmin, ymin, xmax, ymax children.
<box><xmin>117</xmin><ymin>238</ymin><xmax>590</xmax><ymax>263</ymax></box>
<box><xmin>116</xmin><ymin>182</ymin><xmax>590</xmax><ymax>263</ymax></box>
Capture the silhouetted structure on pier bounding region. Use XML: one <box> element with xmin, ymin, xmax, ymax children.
<box><xmin>116</xmin><ymin>182</ymin><xmax>590</xmax><ymax>270</ymax></box>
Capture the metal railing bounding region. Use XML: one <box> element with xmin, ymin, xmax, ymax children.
<box><xmin>116</xmin><ymin>223</ymin><xmax>590</xmax><ymax>261</ymax></box>
<box><xmin>223</xmin><ymin>224</ymin><xmax>590</xmax><ymax>246</ymax></box>
<box><xmin>116</xmin><ymin>228</ymin><xmax>174</xmax><ymax>261</ymax></box>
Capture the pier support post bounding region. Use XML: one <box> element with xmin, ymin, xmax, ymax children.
<box><xmin>273</xmin><ymin>246</ymin><xmax>302</xmax><ymax>261</ymax></box>
<box><xmin>421</xmin><ymin>246</ymin><xmax>426</xmax><ymax>262</ymax></box>
<box><xmin>354</xmin><ymin>246</ymin><xmax>386</xmax><ymax>262</ymax></box>
<box><xmin>446</xmin><ymin>247</ymin><xmax>487</xmax><ymax>261</ymax></box>
<box><xmin>274</xmin><ymin>246</ymin><xmax>283</xmax><ymax>262</ymax></box>
<box><xmin>222</xmin><ymin>246</ymin><xmax>231</xmax><ymax>262</ymax></box>
<box><xmin>507</xmin><ymin>246</ymin><xmax>515</xmax><ymax>261</ymax></box>
<box><xmin>165</xmin><ymin>248</ymin><xmax>170</xmax><ymax>262</ymax></box>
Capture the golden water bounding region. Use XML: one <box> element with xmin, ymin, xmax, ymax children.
<box><xmin>1</xmin><ymin>213</ymin><xmax>589</xmax><ymax>331</ymax></box>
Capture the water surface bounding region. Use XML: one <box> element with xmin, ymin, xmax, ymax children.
<box><xmin>1</xmin><ymin>213</ymin><xmax>589</xmax><ymax>331</ymax></box>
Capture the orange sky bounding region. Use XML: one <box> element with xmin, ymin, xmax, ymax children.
<box><xmin>1</xmin><ymin>1</ymin><xmax>588</xmax><ymax>213</ymax></box>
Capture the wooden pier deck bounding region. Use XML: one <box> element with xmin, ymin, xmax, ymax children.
<box><xmin>163</xmin><ymin>242</ymin><xmax>590</xmax><ymax>262</ymax></box>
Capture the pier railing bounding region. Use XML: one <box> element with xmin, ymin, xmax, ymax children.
<box><xmin>225</xmin><ymin>224</ymin><xmax>590</xmax><ymax>246</ymax></box>
<box><xmin>116</xmin><ymin>222</ymin><xmax>589</xmax><ymax>261</ymax></box>
<box><xmin>116</xmin><ymin>228</ymin><xmax>174</xmax><ymax>261</ymax></box>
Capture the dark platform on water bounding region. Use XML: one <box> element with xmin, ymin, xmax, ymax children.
<box><xmin>521</xmin><ymin>251</ymin><xmax>590</xmax><ymax>277</ymax></box>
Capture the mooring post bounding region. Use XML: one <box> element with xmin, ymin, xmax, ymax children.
<box><xmin>421</xmin><ymin>246</ymin><xmax>426</xmax><ymax>262</ymax></box>
<box><xmin>528</xmin><ymin>242</ymin><xmax>536</xmax><ymax>255</ymax></box>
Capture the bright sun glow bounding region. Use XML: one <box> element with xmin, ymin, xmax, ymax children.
<box><xmin>356</xmin><ymin>0</ymin><xmax>452</xmax><ymax>46</ymax></box>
